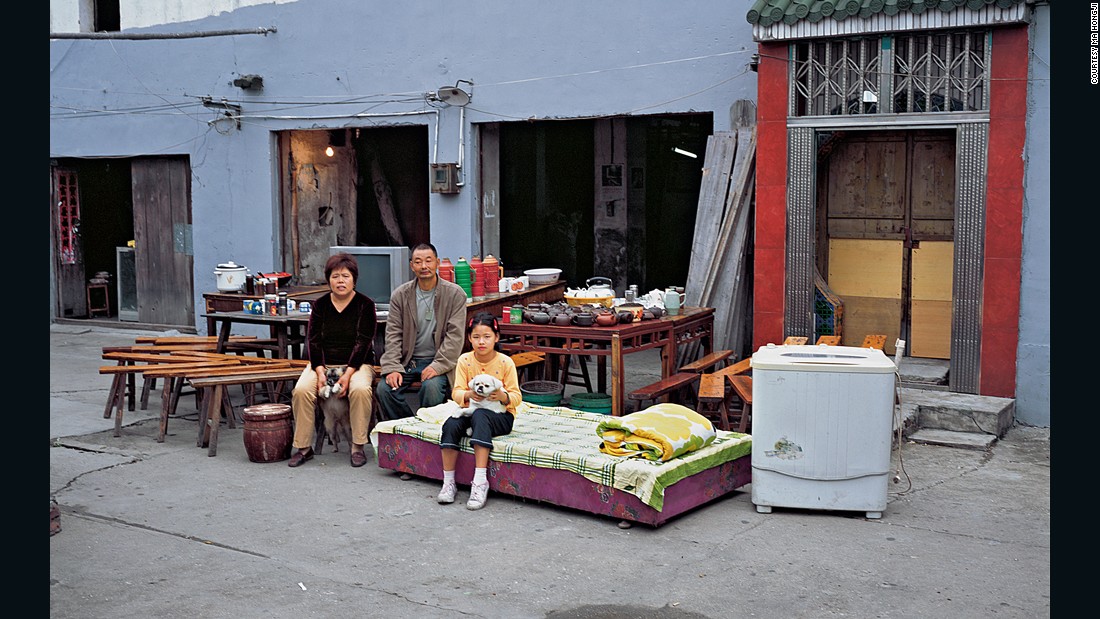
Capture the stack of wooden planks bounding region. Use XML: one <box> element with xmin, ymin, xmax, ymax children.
<box><xmin>683</xmin><ymin>100</ymin><xmax>756</xmax><ymax>364</ymax></box>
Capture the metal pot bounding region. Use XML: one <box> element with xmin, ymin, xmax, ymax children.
<box><xmin>585</xmin><ymin>277</ymin><xmax>613</xmax><ymax>292</ymax></box>
<box><xmin>214</xmin><ymin>261</ymin><xmax>249</xmax><ymax>292</ymax></box>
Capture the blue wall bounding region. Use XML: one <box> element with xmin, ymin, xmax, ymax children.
<box><xmin>1017</xmin><ymin>3</ymin><xmax>1050</xmax><ymax>426</ymax></box>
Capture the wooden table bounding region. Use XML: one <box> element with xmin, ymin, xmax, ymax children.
<box><xmin>202</xmin><ymin>311</ymin><xmax>311</xmax><ymax>359</ymax></box>
<box><xmin>498</xmin><ymin>306</ymin><xmax>716</xmax><ymax>417</ymax></box>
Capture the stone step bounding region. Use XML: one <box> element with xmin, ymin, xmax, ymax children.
<box><xmin>907</xmin><ymin>428</ymin><xmax>998</xmax><ymax>451</ymax></box>
<box><xmin>899</xmin><ymin>387</ymin><xmax>1015</xmax><ymax>438</ymax></box>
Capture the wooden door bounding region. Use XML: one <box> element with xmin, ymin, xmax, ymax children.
<box><xmin>819</xmin><ymin>130</ymin><xmax>954</xmax><ymax>359</ymax></box>
<box><xmin>131</xmin><ymin>157</ymin><xmax>194</xmax><ymax>326</ymax></box>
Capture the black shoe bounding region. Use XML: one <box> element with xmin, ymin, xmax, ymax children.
<box><xmin>350</xmin><ymin>450</ymin><xmax>368</xmax><ymax>467</ymax></box>
<box><xmin>287</xmin><ymin>449</ymin><xmax>313</xmax><ymax>467</ymax></box>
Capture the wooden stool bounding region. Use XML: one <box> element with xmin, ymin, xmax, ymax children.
<box><xmin>510</xmin><ymin>351</ymin><xmax>548</xmax><ymax>382</ymax></box>
<box><xmin>727</xmin><ymin>374</ymin><xmax>753</xmax><ymax>433</ymax></box>
<box><xmin>696</xmin><ymin>373</ymin><xmax>731</xmax><ymax>432</ymax></box>
<box><xmin>559</xmin><ymin>346</ymin><xmax>593</xmax><ymax>393</ymax></box>
<box><xmin>861</xmin><ymin>334</ymin><xmax>887</xmax><ymax>350</ymax></box>
<box><xmin>87</xmin><ymin>282</ymin><xmax>110</xmax><ymax>317</ymax></box>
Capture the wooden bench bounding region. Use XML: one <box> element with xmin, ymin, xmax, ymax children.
<box><xmin>98</xmin><ymin>346</ymin><xmax>257</xmax><ymax>436</ymax></box>
<box><xmin>150</xmin><ymin>360</ymin><xmax>304</xmax><ymax>443</ymax></box>
<box><xmin>101</xmin><ymin>336</ymin><xmax>274</xmax><ymax>416</ymax></box>
<box><xmin>694</xmin><ymin>355</ymin><xmax>753</xmax><ymax>434</ymax></box>
<box><xmin>510</xmin><ymin>351</ymin><xmax>548</xmax><ymax>382</ymax></box>
<box><xmin>679</xmin><ymin>349</ymin><xmax>733</xmax><ymax>374</ymax></box>
<box><xmin>713</xmin><ymin>357</ymin><xmax>751</xmax><ymax>378</ymax></box>
<box><xmin>627</xmin><ymin>372</ymin><xmax>700</xmax><ymax>411</ymax></box>
<box><xmin>190</xmin><ymin>368</ymin><xmax>308</xmax><ymax>456</ymax></box>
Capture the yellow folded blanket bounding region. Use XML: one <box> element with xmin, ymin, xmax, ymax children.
<box><xmin>596</xmin><ymin>403</ymin><xmax>717</xmax><ymax>461</ymax></box>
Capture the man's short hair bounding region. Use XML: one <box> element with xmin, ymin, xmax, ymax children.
<box><xmin>411</xmin><ymin>242</ymin><xmax>438</xmax><ymax>258</ymax></box>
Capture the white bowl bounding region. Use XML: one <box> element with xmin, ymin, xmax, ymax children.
<box><xmin>523</xmin><ymin>268</ymin><xmax>562</xmax><ymax>285</ymax></box>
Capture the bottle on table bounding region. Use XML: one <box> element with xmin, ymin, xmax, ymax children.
<box><xmin>454</xmin><ymin>257</ymin><xmax>473</xmax><ymax>299</ymax></box>
<box><xmin>469</xmin><ymin>256</ymin><xmax>484</xmax><ymax>297</ymax></box>
<box><xmin>439</xmin><ymin>257</ymin><xmax>454</xmax><ymax>283</ymax></box>
<box><xmin>482</xmin><ymin>255</ymin><xmax>501</xmax><ymax>293</ymax></box>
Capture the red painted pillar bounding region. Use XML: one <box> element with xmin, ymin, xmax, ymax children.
<box><xmin>752</xmin><ymin>41</ymin><xmax>790</xmax><ymax>352</ymax></box>
<box><xmin>980</xmin><ymin>26</ymin><xmax>1028</xmax><ymax>398</ymax></box>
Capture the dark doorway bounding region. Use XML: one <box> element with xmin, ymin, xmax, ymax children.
<box><xmin>498</xmin><ymin>119</ymin><xmax>595</xmax><ymax>283</ymax></box>
<box><xmin>51</xmin><ymin>158</ymin><xmax>133</xmax><ymax>318</ymax></box>
<box><xmin>495</xmin><ymin>113</ymin><xmax>710</xmax><ymax>292</ymax></box>
<box><xmin>353</xmin><ymin>125</ymin><xmax>431</xmax><ymax>247</ymax></box>
<box><xmin>50</xmin><ymin>156</ymin><xmax>195</xmax><ymax>328</ymax></box>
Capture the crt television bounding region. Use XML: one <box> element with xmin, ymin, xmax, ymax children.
<box><xmin>329</xmin><ymin>246</ymin><xmax>412</xmax><ymax>313</ymax></box>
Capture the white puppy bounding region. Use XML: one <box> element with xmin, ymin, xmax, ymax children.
<box><xmin>455</xmin><ymin>373</ymin><xmax>508</xmax><ymax>418</ymax></box>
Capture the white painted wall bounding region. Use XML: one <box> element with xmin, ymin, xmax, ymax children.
<box><xmin>50</xmin><ymin>0</ymin><xmax>295</xmax><ymax>32</ymax></box>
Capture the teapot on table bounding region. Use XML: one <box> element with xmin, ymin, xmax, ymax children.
<box><xmin>663</xmin><ymin>287</ymin><xmax>686</xmax><ymax>316</ymax></box>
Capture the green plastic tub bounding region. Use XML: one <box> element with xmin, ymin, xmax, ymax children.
<box><xmin>520</xmin><ymin>381</ymin><xmax>564</xmax><ymax>407</ymax></box>
<box><xmin>569</xmin><ymin>391</ymin><xmax>612</xmax><ymax>415</ymax></box>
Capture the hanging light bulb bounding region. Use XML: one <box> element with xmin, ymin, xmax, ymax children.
<box><xmin>325</xmin><ymin>146</ymin><xmax>334</xmax><ymax>157</ymax></box>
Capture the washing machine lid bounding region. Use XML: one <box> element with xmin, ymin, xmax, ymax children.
<box><xmin>751</xmin><ymin>344</ymin><xmax>896</xmax><ymax>373</ymax></box>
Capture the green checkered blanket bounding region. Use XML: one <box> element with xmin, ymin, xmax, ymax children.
<box><xmin>371</xmin><ymin>402</ymin><xmax>751</xmax><ymax>511</ymax></box>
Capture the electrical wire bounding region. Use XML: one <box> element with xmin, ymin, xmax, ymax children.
<box><xmin>890</xmin><ymin>374</ymin><xmax>914</xmax><ymax>495</ymax></box>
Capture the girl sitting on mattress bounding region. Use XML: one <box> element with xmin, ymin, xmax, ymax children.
<box><xmin>437</xmin><ymin>311</ymin><xmax>523</xmax><ymax>510</ymax></box>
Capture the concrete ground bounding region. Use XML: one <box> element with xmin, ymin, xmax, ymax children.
<box><xmin>50</xmin><ymin>323</ymin><xmax>1050</xmax><ymax>618</ymax></box>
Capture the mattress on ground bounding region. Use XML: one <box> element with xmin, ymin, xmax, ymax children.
<box><xmin>371</xmin><ymin>403</ymin><xmax>751</xmax><ymax>515</ymax></box>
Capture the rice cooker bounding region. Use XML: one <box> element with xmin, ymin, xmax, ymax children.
<box><xmin>214</xmin><ymin>261</ymin><xmax>249</xmax><ymax>292</ymax></box>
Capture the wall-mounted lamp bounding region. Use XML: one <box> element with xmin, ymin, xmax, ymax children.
<box><xmin>326</xmin><ymin>129</ymin><xmax>346</xmax><ymax>157</ymax></box>
<box><xmin>426</xmin><ymin>80</ymin><xmax>473</xmax><ymax>107</ymax></box>
<box><xmin>672</xmin><ymin>147</ymin><xmax>698</xmax><ymax>159</ymax></box>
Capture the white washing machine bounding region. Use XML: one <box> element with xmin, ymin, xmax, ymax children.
<box><xmin>750</xmin><ymin>343</ymin><xmax>897</xmax><ymax>518</ymax></box>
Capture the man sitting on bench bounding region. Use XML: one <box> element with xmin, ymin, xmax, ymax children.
<box><xmin>376</xmin><ymin>243</ymin><xmax>468</xmax><ymax>423</ymax></box>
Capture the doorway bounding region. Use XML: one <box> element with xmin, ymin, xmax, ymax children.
<box><xmin>50</xmin><ymin>156</ymin><xmax>195</xmax><ymax>328</ymax></box>
<box><xmin>815</xmin><ymin>129</ymin><xmax>955</xmax><ymax>359</ymax></box>
<box><xmin>487</xmin><ymin>113</ymin><xmax>711</xmax><ymax>292</ymax></box>
<box><xmin>277</xmin><ymin>126</ymin><xmax>430</xmax><ymax>285</ymax></box>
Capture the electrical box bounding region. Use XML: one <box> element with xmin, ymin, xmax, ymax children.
<box><xmin>430</xmin><ymin>163</ymin><xmax>460</xmax><ymax>194</ymax></box>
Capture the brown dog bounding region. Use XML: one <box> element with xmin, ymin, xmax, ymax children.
<box><xmin>318</xmin><ymin>365</ymin><xmax>353</xmax><ymax>453</ymax></box>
